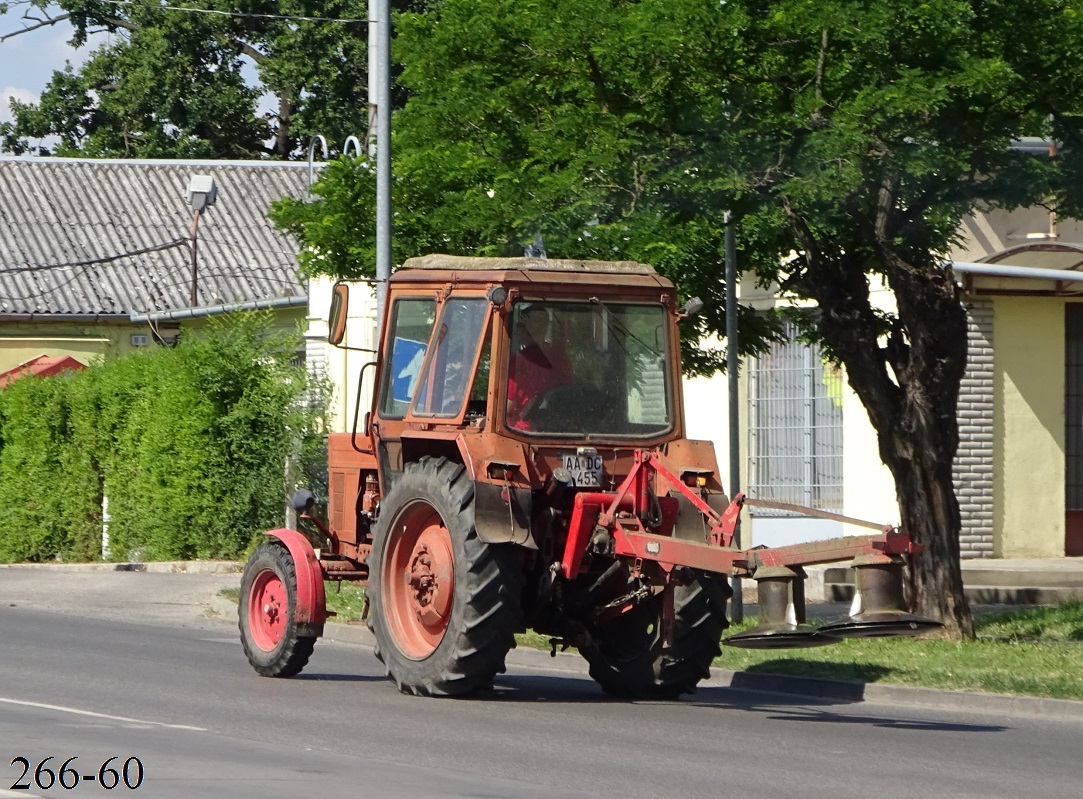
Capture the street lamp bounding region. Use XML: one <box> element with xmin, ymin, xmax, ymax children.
<box><xmin>187</xmin><ymin>174</ymin><xmax>218</xmax><ymax>307</ymax></box>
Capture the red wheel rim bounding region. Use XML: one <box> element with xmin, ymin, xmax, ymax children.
<box><xmin>248</xmin><ymin>568</ymin><xmax>287</xmax><ymax>651</ymax></box>
<box><xmin>382</xmin><ymin>500</ymin><xmax>455</xmax><ymax>659</ymax></box>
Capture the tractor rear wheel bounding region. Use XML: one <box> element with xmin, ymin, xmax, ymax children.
<box><xmin>583</xmin><ymin>570</ymin><xmax>730</xmax><ymax>699</ymax></box>
<box><xmin>239</xmin><ymin>541</ymin><xmax>317</xmax><ymax>677</ymax></box>
<box><xmin>368</xmin><ymin>456</ymin><xmax>524</xmax><ymax>696</ymax></box>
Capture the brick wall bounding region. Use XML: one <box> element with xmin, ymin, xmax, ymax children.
<box><xmin>953</xmin><ymin>299</ymin><xmax>995</xmax><ymax>557</ymax></box>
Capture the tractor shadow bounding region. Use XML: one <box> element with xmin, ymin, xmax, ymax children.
<box><xmin>487</xmin><ymin>673</ymin><xmax>1008</xmax><ymax>733</ymax></box>
<box><xmin>294</xmin><ymin>673</ymin><xmax>387</xmax><ymax>683</ymax></box>
<box><xmin>693</xmin><ymin>690</ymin><xmax>1010</xmax><ymax>732</ymax></box>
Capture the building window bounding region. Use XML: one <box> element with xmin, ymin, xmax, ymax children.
<box><xmin>747</xmin><ymin>322</ymin><xmax>843</xmax><ymax>515</ymax></box>
<box><xmin>1065</xmin><ymin>305</ymin><xmax>1083</xmax><ymax>513</ymax></box>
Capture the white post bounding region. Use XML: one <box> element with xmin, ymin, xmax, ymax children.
<box><xmin>101</xmin><ymin>494</ymin><xmax>111</xmax><ymax>561</ymax></box>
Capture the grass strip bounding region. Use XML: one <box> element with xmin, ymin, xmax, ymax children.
<box><xmin>717</xmin><ymin>602</ymin><xmax>1083</xmax><ymax>701</ymax></box>
<box><xmin>225</xmin><ymin>584</ymin><xmax>1083</xmax><ymax>701</ymax></box>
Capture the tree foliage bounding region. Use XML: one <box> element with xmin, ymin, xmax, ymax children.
<box><xmin>0</xmin><ymin>0</ymin><xmax>376</xmax><ymax>158</ymax></box>
<box><xmin>271</xmin><ymin>0</ymin><xmax>784</xmax><ymax>373</ymax></box>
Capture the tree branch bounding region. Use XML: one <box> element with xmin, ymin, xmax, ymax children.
<box><xmin>874</xmin><ymin>172</ymin><xmax>899</xmax><ymax>246</ymax></box>
<box><xmin>584</xmin><ymin>52</ymin><xmax>611</xmax><ymax>114</ymax></box>
<box><xmin>236</xmin><ymin>40</ymin><xmax>264</xmax><ymax>63</ymax></box>
<box><xmin>100</xmin><ymin>14</ymin><xmax>136</xmax><ymax>34</ymax></box>
<box><xmin>2</xmin><ymin>7</ymin><xmax>263</xmax><ymax>63</ymax></box>
<box><xmin>0</xmin><ymin>11</ymin><xmax>72</xmax><ymax>43</ymax></box>
<box><xmin>814</xmin><ymin>28</ymin><xmax>828</xmax><ymax>104</ymax></box>
<box><xmin>782</xmin><ymin>196</ymin><xmax>905</xmax><ymax>436</ymax></box>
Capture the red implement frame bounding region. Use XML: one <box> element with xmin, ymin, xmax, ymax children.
<box><xmin>560</xmin><ymin>450</ymin><xmax>919</xmax><ymax>581</ymax></box>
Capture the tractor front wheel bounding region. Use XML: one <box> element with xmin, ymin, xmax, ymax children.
<box><xmin>239</xmin><ymin>541</ymin><xmax>317</xmax><ymax>677</ymax></box>
<box><xmin>583</xmin><ymin>570</ymin><xmax>730</xmax><ymax>699</ymax></box>
<box><xmin>368</xmin><ymin>456</ymin><xmax>523</xmax><ymax>696</ymax></box>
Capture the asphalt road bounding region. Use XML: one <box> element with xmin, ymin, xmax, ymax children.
<box><xmin>1</xmin><ymin>571</ymin><xmax>1082</xmax><ymax>798</ymax></box>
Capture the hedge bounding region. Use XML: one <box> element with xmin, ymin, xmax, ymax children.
<box><xmin>0</xmin><ymin>313</ymin><xmax>328</xmax><ymax>563</ymax></box>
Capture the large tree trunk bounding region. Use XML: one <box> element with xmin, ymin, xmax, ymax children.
<box><xmin>888</xmin><ymin>440</ymin><xmax>974</xmax><ymax>638</ymax></box>
<box><xmin>785</xmin><ymin>207</ymin><xmax>975</xmax><ymax>638</ymax></box>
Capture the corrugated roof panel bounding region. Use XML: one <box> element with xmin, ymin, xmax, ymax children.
<box><xmin>0</xmin><ymin>158</ymin><xmax>311</xmax><ymax>315</ymax></box>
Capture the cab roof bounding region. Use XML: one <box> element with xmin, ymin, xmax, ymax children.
<box><xmin>400</xmin><ymin>254</ymin><xmax>658</xmax><ymax>275</ymax></box>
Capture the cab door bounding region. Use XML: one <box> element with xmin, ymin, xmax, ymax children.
<box><xmin>370</xmin><ymin>296</ymin><xmax>439</xmax><ymax>491</ymax></box>
<box><xmin>372</xmin><ymin>294</ymin><xmax>491</xmax><ymax>492</ymax></box>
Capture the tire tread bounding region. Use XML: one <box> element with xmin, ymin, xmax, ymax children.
<box><xmin>239</xmin><ymin>541</ymin><xmax>317</xmax><ymax>678</ymax></box>
<box><xmin>368</xmin><ymin>456</ymin><xmax>524</xmax><ymax>697</ymax></box>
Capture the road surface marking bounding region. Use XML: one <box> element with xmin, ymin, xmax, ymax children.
<box><xmin>0</xmin><ymin>697</ymin><xmax>207</xmax><ymax>731</ymax></box>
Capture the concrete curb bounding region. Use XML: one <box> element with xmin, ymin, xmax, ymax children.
<box><xmin>0</xmin><ymin>560</ymin><xmax>243</xmax><ymax>574</ymax></box>
<box><xmin>210</xmin><ymin>594</ymin><xmax>1083</xmax><ymax>721</ymax></box>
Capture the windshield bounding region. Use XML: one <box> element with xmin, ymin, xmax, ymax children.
<box><xmin>506</xmin><ymin>300</ymin><xmax>673</xmax><ymax>438</ymax></box>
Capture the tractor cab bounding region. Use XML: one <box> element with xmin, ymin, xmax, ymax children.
<box><xmin>328</xmin><ymin>254</ymin><xmax>692</xmax><ymax>500</ymax></box>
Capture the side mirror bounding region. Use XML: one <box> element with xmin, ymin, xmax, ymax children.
<box><xmin>680</xmin><ymin>297</ymin><xmax>704</xmax><ymax>319</ymax></box>
<box><xmin>328</xmin><ymin>282</ymin><xmax>349</xmax><ymax>346</ymax></box>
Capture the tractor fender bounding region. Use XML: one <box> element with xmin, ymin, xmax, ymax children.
<box><xmin>264</xmin><ymin>528</ymin><xmax>327</xmax><ymax>634</ymax></box>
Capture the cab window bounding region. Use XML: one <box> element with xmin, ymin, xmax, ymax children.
<box><xmin>378</xmin><ymin>298</ymin><xmax>437</xmax><ymax>418</ymax></box>
<box><xmin>411</xmin><ymin>298</ymin><xmax>489</xmax><ymax>418</ymax></box>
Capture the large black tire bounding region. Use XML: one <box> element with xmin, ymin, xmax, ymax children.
<box><xmin>583</xmin><ymin>570</ymin><xmax>731</xmax><ymax>699</ymax></box>
<box><xmin>239</xmin><ymin>541</ymin><xmax>317</xmax><ymax>678</ymax></box>
<box><xmin>367</xmin><ymin>456</ymin><xmax>524</xmax><ymax>696</ymax></box>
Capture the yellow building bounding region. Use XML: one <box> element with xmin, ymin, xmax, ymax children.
<box><xmin>953</xmin><ymin>208</ymin><xmax>1083</xmax><ymax>558</ymax></box>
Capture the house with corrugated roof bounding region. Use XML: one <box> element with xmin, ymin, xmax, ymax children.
<box><xmin>0</xmin><ymin>157</ymin><xmax>312</xmax><ymax>373</ymax></box>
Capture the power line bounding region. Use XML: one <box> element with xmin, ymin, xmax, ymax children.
<box><xmin>0</xmin><ymin>270</ymin><xmax>95</xmax><ymax>301</ymax></box>
<box><xmin>96</xmin><ymin>0</ymin><xmax>371</xmax><ymax>25</ymax></box>
<box><xmin>0</xmin><ymin>239</ymin><xmax>192</xmax><ymax>300</ymax></box>
<box><xmin>0</xmin><ymin>235</ymin><xmax>308</xmax><ymax>303</ymax></box>
<box><xmin>0</xmin><ymin>239</ymin><xmax>189</xmax><ymax>275</ymax></box>
<box><xmin>1</xmin><ymin>232</ymin><xmax>306</xmax><ymax>274</ymax></box>
<box><xmin>199</xmin><ymin>231</ymin><xmax>301</xmax><ymax>261</ymax></box>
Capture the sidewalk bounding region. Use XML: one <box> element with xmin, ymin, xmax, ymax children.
<box><xmin>2</xmin><ymin>561</ymin><xmax>1082</xmax><ymax>721</ymax></box>
<box><xmin>0</xmin><ymin>562</ymin><xmax>242</xmax><ymax>626</ymax></box>
<box><xmin>813</xmin><ymin>556</ymin><xmax>1083</xmax><ymax>604</ymax></box>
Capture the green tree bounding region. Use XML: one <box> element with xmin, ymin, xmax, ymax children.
<box><xmin>725</xmin><ymin>0</ymin><xmax>1083</xmax><ymax>638</ymax></box>
<box><xmin>0</xmin><ymin>0</ymin><xmax>373</xmax><ymax>158</ymax></box>
<box><xmin>273</xmin><ymin>0</ymin><xmax>1083</xmax><ymax>639</ymax></box>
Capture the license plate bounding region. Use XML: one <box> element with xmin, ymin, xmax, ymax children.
<box><xmin>562</xmin><ymin>453</ymin><xmax>604</xmax><ymax>488</ymax></box>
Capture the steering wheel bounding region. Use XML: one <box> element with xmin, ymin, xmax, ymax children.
<box><xmin>519</xmin><ymin>384</ymin><xmax>604</xmax><ymax>427</ymax></box>
<box><xmin>518</xmin><ymin>385</ymin><xmax>563</xmax><ymax>424</ymax></box>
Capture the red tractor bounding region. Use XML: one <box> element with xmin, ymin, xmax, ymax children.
<box><xmin>238</xmin><ymin>255</ymin><xmax>938</xmax><ymax>697</ymax></box>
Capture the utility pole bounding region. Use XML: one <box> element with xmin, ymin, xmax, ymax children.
<box><xmin>373</xmin><ymin>0</ymin><xmax>392</xmax><ymax>329</ymax></box>
<box><xmin>725</xmin><ymin>211</ymin><xmax>743</xmax><ymax>623</ymax></box>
